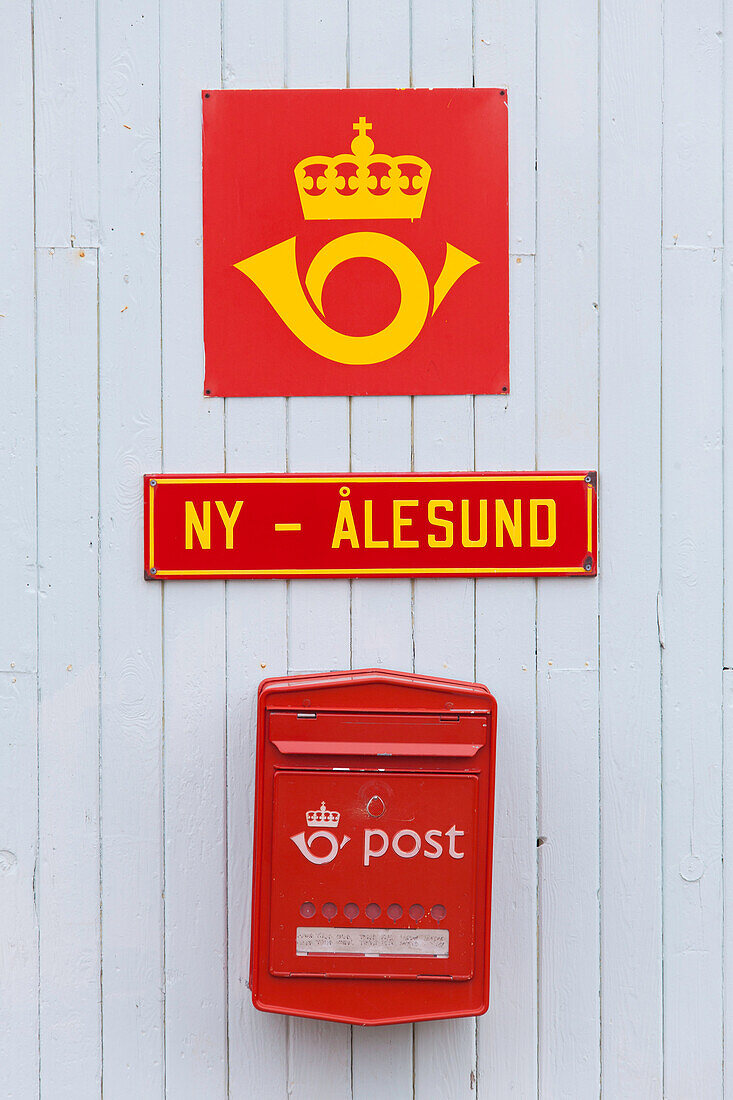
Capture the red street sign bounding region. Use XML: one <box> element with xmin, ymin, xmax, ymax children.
<box><xmin>144</xmin><ymin>473</ymin><xmax>597</xmax><ymax>580</ymax></box>
<box><xmin>202</xmin><ymin>88</ymin><xmax>508</xmax><ymax>397</ymax></box>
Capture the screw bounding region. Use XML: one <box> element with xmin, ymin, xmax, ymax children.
<box><xmin>150</xmin><ymin>479</ymin><xmax>157</xmax><ymax>487</ymax></box>
<box><xmin>584</xmin><ymin>563</ymin><xmax>592</xmax><ymax>571</ymax></box>
<box><xmin>584</xmin><ymin>474</ymin><xmax>592</xmax><ymax>483</ymax></box>
<box><xmin>150</xmin><ymin>567</ymin><xmax>157</xmax><ymax>575</ymax></box>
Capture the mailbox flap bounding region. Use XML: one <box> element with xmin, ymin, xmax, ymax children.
<box><xmin>268</xmin><ymin>770</ymin><xmax>479</xmax><ymax>982</ymax></box>
<box><xmin>268</xmin><ymin>710</ymin><xmax>487</xmax><ymax>757</ymax></box>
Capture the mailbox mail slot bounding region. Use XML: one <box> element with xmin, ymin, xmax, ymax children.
<box><xmin>250</xmin><ymin>668</ymin><xmax>497</xmax><ymax>1026</ymax></box>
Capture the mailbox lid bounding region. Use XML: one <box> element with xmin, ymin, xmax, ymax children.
<box><xmin>269</xmin><ymin>710</ymin><xmax>487</xmax><ymax>756</ymax></box>
<box><xmin>261</xmin><ymin>667</ymin><xmax>494</xmax><ymax>759</ymax></box>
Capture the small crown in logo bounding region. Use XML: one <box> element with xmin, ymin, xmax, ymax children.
<box><xmin>306</xmin><ymin>801</ymin><xmax>340</xmax><ymax>828</ymax></box>
<box><xmin>294</xmin><ymin>117</ymin><xmax>431</xmax><ymax>222</ymax></box>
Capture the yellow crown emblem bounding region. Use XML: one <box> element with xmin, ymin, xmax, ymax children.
<box><xmin>294</xmin><ymin>117</ymin><xmax>431</xmax><ymax>222</ymax></box>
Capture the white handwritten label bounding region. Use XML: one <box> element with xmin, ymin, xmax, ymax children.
<box><xmin>296</xmin><ymin>926</ymin><xmax>449</xmax><ymax>957</ymax></box>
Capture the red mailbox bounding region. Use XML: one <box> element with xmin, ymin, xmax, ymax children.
<box><xmin>250</xmin><ymin>668</ymin><xmax>497</xmax><ymax>1026</ymax></box>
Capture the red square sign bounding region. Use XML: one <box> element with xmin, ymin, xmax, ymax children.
<box><xmin>202</xmin><ymin>89</ymin><xmax>508</xmax><ymax>397</ymax></box>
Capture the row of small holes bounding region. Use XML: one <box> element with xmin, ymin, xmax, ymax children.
<box><xmin>300</xmin><ymin>901</ymin><xmax>447</xmax><ymax>923</ymax></box>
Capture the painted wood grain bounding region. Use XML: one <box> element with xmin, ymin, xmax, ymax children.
<box><xmin>160</xmin><ymin>1</ymin><xmax>228</xmax><ymax>1095</ymax></box>
<box><xmin>410</xmin><ymin>4</ymin><xmax>477</xmax><ymax>1094</ymax></box>
<box><xmin>599</xmin><ymin>0</ymin><xmax>663</xmax><ymax>1094</ymax></box>
<box><xmin>472</xmin><ymin>0</ymin><xmax>538</xmax><ymax>1088</ymax></box>
<box><xmin>287</xmin><ymin>398</ymin><xmax>353</xmax><ymax>1100</ymax></box>
<box><xmin>537</xmin><ymin>668</ymin><xmax>599</xmax><ymax>1096</ymax></box>
<box><xmin>662</xmin><ymin>12</ymin><xmax>723</xmax><ymax>1097</ymax></box>
<box><xmin>36</xmin><ymin>247</ymin><xmax>101</xmax><ymax>1100</ymax></box>
<box><xmin>535</xmin><ymin>0</ymin><xmax>600</xmax><ymax>1093</ymax></box>
<box><xmin>661</xmin><ymin>247</ymin><xmax>723</xmax><ymax>1098</ymax></box>
<box><xmin>410</xmin><ymin>405</ymin><xmax>476</xmax><ymax>1100</ymax></box>
<box><xmin>662</xmin><ymin>0</ymin><xmax>723</xmax><ymax>248</ymax></box>
<box><xmin>411</xmin><ymin>393</ymin><xmax>477</xmax><ymax>1100</ymax></box>
<box><xmin>9</xmin><ymin>1</ymin><xmax>733</xmax><ymax>1097</ymax></box>
<box><xmin>725</xmin><ymin>0</ymin><xmax>733</xmax><ymax>673</ymax></box>
<box><xmin>221</xmin><ymin>2</ymin><xmax>290</xmax><ymax>1094</ymax></box>
<box><xmin>33</xmin><ymin>0</ymin><xmax>99</xmax><ymax>246</ymax></box>
<box><xmin>349</xmin><ymin>0</ymin><xmax>410</xmax><ymax>89</ymax></box>
<box><xmin>726</xmin><ymin>29</ymin><xmax>733</xmax><ymax>1095</ymax></box>
<box><xmin>474</xmin><ymin>258</ymin><xmax>538</xmax><ymax>1096</ymax></box>
<box><xmin>724</xmin><ymin>670</ymin><xmax>733</xmax><ymax>1100</ymax></box>
<box><xmin>346</xmin><ymin>11</ymin><xmax>417</xmax><ymax>1088</ymax></box>
<box><xmin>285</xmin><ymin>6</ymin><xmax>353</xmax><ymax>1093</ymax></box>
<box><xmin>97</xmin><ymin>2</ymin><xmax>165</xmax><ymax>1095</ymax></box>
<box><xmin>0</xmin><ymin>4</ymin><xmax>39</xmax><ymax>1095</ymax></box>
<box><xmin>474</xmin><ymin>0</ymin><xmax>536</xmax><ymax>255</ymax></box>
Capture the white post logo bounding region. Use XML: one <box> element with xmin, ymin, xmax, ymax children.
<box><xmin>290</xmin><ymin>801</ymin><xmax>351</xmax><ymax>865</ymax></box>
<box><xmin>290</xmin><ymin>801</ymin><xmax>466</xmax><ymax>868</ymax></box>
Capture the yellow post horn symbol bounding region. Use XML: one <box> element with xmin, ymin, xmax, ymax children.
<box><xmin>234</xmin><ymin>233</ymin><xmax>478</xmax><ymax>365</ymax></box>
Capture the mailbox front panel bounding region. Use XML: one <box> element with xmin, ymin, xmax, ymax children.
<box><xmin>250</xmin><ymin>669</ymin><xmax>497</xmax><ymax>1026</ymax></box>
<box><xmin>269</xmin><ymin>770</ymin><xmax>479</xmax><ymax>980</ymax></box>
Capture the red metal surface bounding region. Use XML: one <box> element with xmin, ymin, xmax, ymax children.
<box><xmin>144</xmin><ymin>471</ymin><xmax>598</xmax><ymax>579</ymax></box>
<box><xmin>249</xmin><ymin>669</ymin><xmax>497</xmax><ymax>1025</ymax></box>
<box><xmin>202</xmin><ymin>88</ymin><xmax>508</xmax><ymax>396</ymax></box>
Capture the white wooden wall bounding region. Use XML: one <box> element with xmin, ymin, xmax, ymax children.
<box><xmin>0</xmin><ymin>0</ymin><xmax>728</xmax><ymax>1096</ymax></box>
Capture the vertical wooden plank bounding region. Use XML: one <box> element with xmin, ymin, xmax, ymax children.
<box><xmin>343</xmin><ymin>11</ymin><xmax>418</xmax><ymax>1086</ymax></box>
<box><xmin>661</xmin><ymin>248</ymin><xmax>723</xmax><ymax>1098</ymax></box>
<box><xmin>725</xmin><ymin>17</ymin><xmax>733</xmax><ymax>1096</ymax></box>
<box><xmin>662</xmin><ymin>4</ymin><xmax>723</xmax><ymax>1094</ymax></box>
<box><xmin>724</xmin><ymin>0</ymin><xmax>733</xmax><ymax>673</ymax></box>
<box><xmin>97</xmin><ymin>3</ymin><xmax>164</xmax><ymax>1096</ymax></box>
<box><xmin>535</xmin><ymin>0</ymin><xmax>599</xmax><ymax>1093</ymax></box>
<box><xmin>349</xmin><ymin>0</ymin><xmax>410</xmax><ymax>89</ymax></box>
<box><xmin>474</xmin><ymin>0</ymin><xmax>536</xmax><ymax>256</ymax></box>
<box><xmin>599</xmin><ymin>0</ymin><xmax>663</xmax><ymax>1095</ymax></box>
<box><xmin>662</xmin><ymin>1</ymin><xmax>723</xmax><ymax>248</ymax></box>
<box><xmin>474</xmin><ymin>263</ymin><xmax>538</xmax><ymax>1097</ymax></box>
<box><xmin>34</xmin><ymin>0</ymin><xmax>99</xmax><ymax>246</ymax></box>
<box><xmin>724</xmin><ymin>670</ymin><xmax>733</xmax><ymax>1100</ymax></box>
<box><xmin>347</xmin><ymin>12</ymin><xmax>414</xmax><ymax>1094</ymax></box>
<box><xmin>160</xmin><ymin>1</ymin><xmax>227</xmax><ymax>1094</ymax></box>
<box><xmin>411</xmin><ymin>399</ymin><xmax>476</xmax><ymax>1100</ymax></box>
<box><xmin>411</xmin><ymin>2</ymin><xmax>473</xmax><ymax>85</ymax></box>
<box><xmin>286</xmin><ymin>401</ymin><xmax>352</xmax><ymax>1100</ymax></box>
<box><xmin>36</xmin><ymin>247</ymin><xmax>101</xmax><ymax>1100</ymax></box>
<box><xmin>222</xmin><ymin>4</ymin><xmax>289</xmax><ymax>1096</ymax></box>
<box><xmin>286</xmin><ymin>0</ymin><xmax>348</xmax><ymax>92</ymax></box>
<box><xmin>223</xmin><ymin>0</ymin><xmax>285</xmax><ymax>90</ymax></box>
<box><xmin>285</xmin><ymin>5</ymin><xmax>352</xmax><ymax>1097</ymax></box>
<box><xmin>536</xmin><ymin>667</ymin><xmax>599</xmax><ymax>1089</ymax></box>
<box><xmin>472</xmin><ymin>2</ymin><xmax>537</xmax><ymax>1092</ymax></box>
<box><xmin>0</xmin><ymin>6</ymin><xmax>38</xmax><ymax>1094</ymax></box>
<box><xmin>349</xmin><ymin>396</ymin><xmax>413</xmax><ymax>684</ymax></box>
<box><xmin>410</xmin><ymin>5</ymin><xmax>475</xmax><ymax>1097</ymax></box>
<box><xmin>224</xmin><ymin>448</ymin><xmax>288</xmax><ymax>1100</ymax></box>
